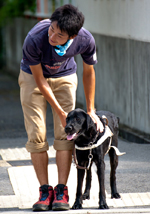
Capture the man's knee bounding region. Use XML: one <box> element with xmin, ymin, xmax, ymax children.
<box><xmin>53</xmin><ymin>139</ymin><xmax>74</xmax><ymax>151</ymax></box>
<box><xmin>26</xmin><ymin>139</ymin><xmax>49</xmax><ymax>153</ymax></box>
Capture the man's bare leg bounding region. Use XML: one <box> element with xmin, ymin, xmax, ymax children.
<box><xmin>56</xmin><ymin>150</ymin><xmax>72</xmax><ymax>185</ymax></box>
<box><xmin>31</xmin><ymin>150</ymin><xmax>72</xmax><ymax>185</ymax></box>
<box><xmin>31</xmin><ymin>151</ymin><xmax>49</xmax><ymax>185</ymax></box>
<box><xmin>31</xmin><ymin>151</ymin><xmax>54</xmax><ymax>211</ymax></box>
<box><xmin>52</xmin><ymin>150</ymin><xmax>72</xmax><ymax>210</ymax></box>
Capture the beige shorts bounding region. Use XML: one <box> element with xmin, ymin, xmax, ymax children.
<box><xmin>18</xmin><ymin>70</ymin><xmax>77</xmax><ymax>153</ymax></box>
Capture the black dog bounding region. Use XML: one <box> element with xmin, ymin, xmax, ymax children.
<box><xmin>65</xmin><ymin>108</ymin><xmax>124</xmax><ymax>209</ymax></box>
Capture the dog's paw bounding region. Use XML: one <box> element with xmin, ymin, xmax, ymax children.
<box><xmin>99</xmin><ymin>203</ymin><xmax>109</xmax><ymax>209</ymax></box>
<box><xmin>111</xmin><ymin>192</ymin><xmax>121</xmax><ymax>199</ymax></box>
<box><xmin>82</xmin><ymin>192</ymin><xmax>90</xmax><ymax>200</ymax></box>
<box><xmin>72</xmin><ymin>202</ymin><xmax>83</xmax><ymax>209</ymax></box>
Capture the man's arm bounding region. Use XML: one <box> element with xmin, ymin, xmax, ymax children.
<box><xmin>30</xmin><ymin>63</ymin><xmax>67</xmax><ymax>127</ymax></box>
<box><xmin>83</xmin><ymin>61</ymin><xmax>104</xmax><ymax>132</ymax></box>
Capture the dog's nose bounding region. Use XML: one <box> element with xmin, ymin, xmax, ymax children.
<box><xmin>65</xmin><ymin>126</ymin><xmax>72</xmax><ymax>133</ymax></box>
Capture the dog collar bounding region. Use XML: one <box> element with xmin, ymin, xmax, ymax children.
<box><xmin>75</xmin><ymin>126</ymin><xmax>113</xmax><ymax>150</ymax></box>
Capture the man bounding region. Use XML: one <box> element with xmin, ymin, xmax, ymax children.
<box><xmin>19</xmin><ymin>4</ymin><xmax>103</xmax><ymax>212</ymax></box>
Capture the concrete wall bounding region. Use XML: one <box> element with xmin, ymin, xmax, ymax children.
<box><xmin>75</xmin><ymin>0</ymin><xmax>150</xmax><ymax>42</ymax></box>
<box><xmin>5</xmin><ymin>18</ymin><xmax>38</xmax><ymax>76</ymax></box>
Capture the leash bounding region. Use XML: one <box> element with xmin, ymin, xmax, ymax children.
<box><xmin>73</xmin><ymin>118</ymin><xmax>126</xmax><ymax>170</ymax></box>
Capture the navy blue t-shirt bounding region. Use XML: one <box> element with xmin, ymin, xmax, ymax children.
<box><xmin>21</xmin><ymin>19</ymin><xmax>97</xmax><ymax>78</ymax></box>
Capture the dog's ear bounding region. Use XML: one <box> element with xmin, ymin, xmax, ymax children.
<box><xmin>86</xmin><ymin>113</ymin><xmax>95</xmax><ymax>130</ymax></box>
<box><xmin>85</xmin><ymin>114</ymin><xmax>98</xmax><ymax>139</ymax></box>
<box><xmin>82</xmin><ymin>113</ymin><xmax>93</xmax><ymax>130</ymax></box>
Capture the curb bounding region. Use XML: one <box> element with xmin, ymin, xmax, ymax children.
<box><xmin>1</xmin><ymin>208</ymin><xmax>150</xmax><ymax>214</ymax></box>
<box><xmin>119</xmin><ymin>126</ymin><xmax>150</xmax><ymax>144</ymax></box>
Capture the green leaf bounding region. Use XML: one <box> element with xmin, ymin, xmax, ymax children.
<box><xmin>0</xmin><ymin>0</ymin><xmax>36</xmax><ymax>26</ymax></box>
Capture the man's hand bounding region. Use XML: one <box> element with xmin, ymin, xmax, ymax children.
<box><xmin>87</xmin><ymin>110</ymin><xmax>104</xmax><ymax>133</ymax></box>
<box><xmin>58</xmin><ymin>111</ymin><xmax>68</xmax><ymax>128</ymax></box>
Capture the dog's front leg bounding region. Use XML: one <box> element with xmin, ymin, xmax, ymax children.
<box><xmin>72</xmin><ymin>168</ymin><xmax>85</xmax><ymax>209</ymax></box>
<box><xmin>82</xmin><ymin>165</ymin><xmax>92</xmax><ymax>200</ymax></box>
<box><xmin>96</xmin><ymin>159</ymin><xmax>109</xmax><ymax>209</ymax></box>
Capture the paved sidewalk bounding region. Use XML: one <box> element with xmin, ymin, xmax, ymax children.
<box><xmin>0</xmin><ymin>136</ymin><xmax>150</xmax><ymax>213</ymax></box>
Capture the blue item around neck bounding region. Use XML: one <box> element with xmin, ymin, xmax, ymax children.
<box><xmin>55</xmin><ymin>39</ymin><xmax>73</xmax><ymax>56</ymax></box>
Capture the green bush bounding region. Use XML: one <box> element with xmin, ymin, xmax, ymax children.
<box><xmin>0</xmin><ymin>0</ymin><xmax>36</xmax><ymax>68</ymax></box>
<box><xmin>0</xmin><ymin>0</ymin><xmax>36</xmax><ymax>26</ymax></box>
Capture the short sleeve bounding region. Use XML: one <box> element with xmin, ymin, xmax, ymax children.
<box><xmin>81</xmin><ymin>36</ymin><xmax>97</xmax><ymax>65</ymax></box>
<box><xmin>22</xmin><ymin>34</ymin><xmax>41</xmax><ymax>66</ymax></box>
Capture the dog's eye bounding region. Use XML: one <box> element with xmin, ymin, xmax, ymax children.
<box><xmin>76</xmin><ymin>117</ymin><xmax>81</xmax><ymax>124</ymax></box>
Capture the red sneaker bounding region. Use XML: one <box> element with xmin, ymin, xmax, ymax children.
<box><xmin>32</xmin><ymin>185</ymin><xmax>54</xmax><ymax>211</ymax></box>
<box><xmin>52</xmin><ymin>184</ymin><xmax>70</xmax><ymax>211</ymax></box>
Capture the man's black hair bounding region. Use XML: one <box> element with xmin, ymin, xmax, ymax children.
<box><xmin>50</xmin><ymin>4</ymin><xmax>84</xmax><ymax>38</ymax></box>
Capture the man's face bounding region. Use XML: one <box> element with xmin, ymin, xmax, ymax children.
<box><xmin>48</xmin><ymin>21</ymin><xmax>70</xmax><ymax>46</ymax></box>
